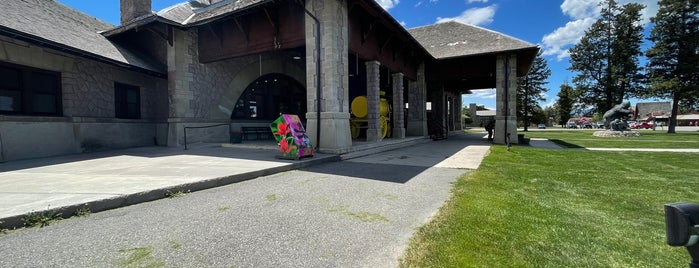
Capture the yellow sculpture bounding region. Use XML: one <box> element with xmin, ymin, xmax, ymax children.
<box><xmin>349</xmin><ymin>92</ymin><xmax>391</xmax><ymax>139</ymax></box>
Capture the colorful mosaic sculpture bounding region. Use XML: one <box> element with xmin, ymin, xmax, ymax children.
<box><xmin>270</xmin><ymin>114</ymin><xmax>314</xmax><ymax>159</ymax></box>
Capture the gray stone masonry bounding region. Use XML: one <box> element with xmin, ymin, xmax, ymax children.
<box><xmin>392</xmin><ymin>72</ymin><xmax>405</xmax><ymax>138</ymax></box>
<box><xmin>495</xmin><ymin>53</ymin><xmax>518</xmax><ymax>145</ymax></box>
<box><xmin>304</xmin><ymin>0</ymin><xmax>351</xmax><ymax>152</ymax></box>
<box><xmin>0</xmin><ymin>35</ymin><xmax>167</xmax><ymax>161</ymax></box>
<box><xmin>407</xmin><ymin>62</ymin><xmax>427</xmax><ymax>136</ymax></box>
<box><xmin>365</xmin><ymin>60</ymin><xmax>382</xmax><ymax>142</ymax></box>
<box><xmin>120</xmin><ymin>0</ymin><xmax>151</xmax><ymax>25</ymax></box>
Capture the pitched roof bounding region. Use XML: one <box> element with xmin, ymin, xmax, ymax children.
<box><xmin>635</xmin><ymin>102</ymin><xmax>671</xmax><ymax>117</ymax></box>
<box><xmin>0</xmin><ymin>0</ymin><xmax>164</xmax><ymax>75</ymax></box>
<box><xmin>184</xmin><ymin>0</ymin><xmax>270</xmax><ymax>25</ymax></box>
<box><xmin>102</xmin><ymin>0</ymin><xmax>272</xmax><ymax>37</ymax></box>
<box><xmin>408</xmin><ymin>21</ymin><xmax>538</xmax><ymax>59</ymax></box>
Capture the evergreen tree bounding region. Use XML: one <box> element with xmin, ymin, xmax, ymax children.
<box><xmin>645</xmin><ymin>0</ymin><xmax>699</xmax><ymax>133</ymax></box>
<box><xmin>517</xmin><ymin>50</ymin><xmax>551</xmax><ymax>131</ymax></box>
<box><xmin>556</xmin><ymin>83</ymin><xmax>575</xmax><ymax>127</ymax></box>
<box><xmin>568</xmin><ymin>0</ymin><xmax>645</xmax><ymax>114</ymax></box>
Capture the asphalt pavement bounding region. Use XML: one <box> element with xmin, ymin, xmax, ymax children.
<box><xmin>0</xmin><ymin>133</ymin><xmax>491</xmax><ymax>267</ymax></box>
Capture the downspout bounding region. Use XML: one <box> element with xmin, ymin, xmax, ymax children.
<box><xmin>296</xmin><ymin>0</ymin><xmax>322</xmax><ymax>151</ymax></box>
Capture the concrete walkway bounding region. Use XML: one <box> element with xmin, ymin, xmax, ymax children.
<box><xmin>0</xmin><ymin>133</ymin><xmax>489</xmax><ymax>229</ymax></box>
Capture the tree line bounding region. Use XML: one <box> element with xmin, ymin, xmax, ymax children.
<box><xmin>519</xmin><ymin>0</ymin><xmax>698</xmax><ymax>133</ymax></box>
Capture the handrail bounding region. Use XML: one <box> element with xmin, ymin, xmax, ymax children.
<box><xmin>183</xmin><ymin>123</ymin><xmax>231</xmax><ymax>150</ymax></box>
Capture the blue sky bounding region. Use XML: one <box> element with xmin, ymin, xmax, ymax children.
<box><xmin>56</xmin><ymin>0</ymin><xmax>661</xmax><ymax>110</ymax></box>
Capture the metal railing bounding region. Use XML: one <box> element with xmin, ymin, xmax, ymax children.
<box><xmin>183</xmin><ymin>124</ymin><xmax>231</xmax><ymax>150</ymax></box>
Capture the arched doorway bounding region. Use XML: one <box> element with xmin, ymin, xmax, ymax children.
<box><xmin>231</xmin><ymin>73</ymin><xmax>306</xmax><ymax>123</ymax></box>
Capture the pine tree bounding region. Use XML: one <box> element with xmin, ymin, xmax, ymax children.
<box><xmin>556</xmin><ymin>83</ymin><xmax>574</xmax><ymax>127</ymax></box>
<box><xmin>645</xmin><ymin>0</ymin><xmax>699</xmax><ymax>133</ymax></box>
<box><xmin>517</xmin><ymin>50</ymin><xmax>551</xmax><ymax>131</ymax></box>
<box><xmin>568</xmin><ymin>0</ymin><xmax>645</xmax><ymax>114</ymax></box>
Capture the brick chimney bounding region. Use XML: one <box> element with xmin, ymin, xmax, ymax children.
<box><xmin>120</xmin><ymin>0</ymin><xmax>152</xmax><ymax>25</ymax></box>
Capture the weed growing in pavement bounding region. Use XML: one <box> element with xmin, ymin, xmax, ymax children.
<box><xmin>168</xmin><ymin>240</ymin><xmax>182</xmax><ymax>250</ymax></box>
<box><xmin>322</xmin><ymin>200</ymin><xmax>389</xmax><ymax>223</ymax></box>
<box><xmin>22</xmin><ymin>206</ymin><xmax>62</xmax><ymax>228</ymax></box>
<box><xmin>0</xmin><ymin>220</ymin><xmax>7</xmax><ymax>234</ymax></box>
<box><xmin>266</xmin><ymin>194</ymin><xmax>277</xmax><ymax>201</ymax></box>
<box><xmin>218</xmin><ymin>206</ymin><xmax>231</xmax><ymax>212</ymax></box>
<box><xmin>165</xmin><ymin>189</ymin><xmax>189</xmax><ymax>198</ymax></box>
<box><xmin>117</xmin><ymin>247</ymin><xmax>164</xmax><ymax>267</ymax></box>
<box><xmin>74</xmin><ymin>205</ymin><xmax>91</xmax><ymax>217</ymax></box>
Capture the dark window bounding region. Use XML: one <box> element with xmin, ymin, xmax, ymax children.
<box><xmin>114</xmin><ymin>82</ymin><xmax>140</xmax><ymax>119</ymax></box>
<box><xmin>232</xmin><ymin>73</ymin><xmax>306</xmax><ymax>122</ymax></box>
<box><xmin>0</xmin><ymin>63</ymin><xmax>61</xmax><ymax>116</ymax></box>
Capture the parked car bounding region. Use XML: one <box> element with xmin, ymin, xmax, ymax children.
<box><xmin>595</xmin><ymin>122</ymin><xmax>605</xmax><ymax>129</ymax></box>
<box><xmin>582</xmin><ymin>122</ymin><xmax>593</xmax><ymax>129</ymax></box>
<box><xmin>567</xmin><ymin>122</ymin><xmax>577</xmax><ymax>129</ymax></box>
<box><xmin>537</xmin><ymin>124</ymin><xmax>546</xmax><ymax>129</ymax></box>
<box><xmin>630</xmin><ymin>122</ymin><xmax>655</xmax><ymax>129</ymax></box>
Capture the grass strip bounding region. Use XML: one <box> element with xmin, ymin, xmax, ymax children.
<box><xmin>401</xmin><ymin>145</ymin><xmax>698</xmax><ymax>267</ymax></box>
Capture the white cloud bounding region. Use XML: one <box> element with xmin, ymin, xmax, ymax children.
<box><xmin>399</xmin><ymin>20</ymin><xmax>407</xmax><ymax>27</ymax></box>
<box><xmin>561</xmin><ymin>0</ymin><xmax>600</xmax><ymax>20</ymax></box>
<box><xmin>541</xmin><ymin>0</ymin><xmax>658</xmax><ymax>61</ymax></box>
<box><xmin>541</xmin><ymin>17</ymin><xmax>595</xmax><ymax>60</ymax></box>
<box><xmin>467</xmin><ymin>0</ymin><xmax>488</xmax><ymax>3</ymax></box>
<box><xmin>471</xmin><ymin>88</ymin><xmax>497</xmax><ymax>99</ymax></box>
<box><xmin>435</xmin><ymin>5</ymin><xmax>497</xmax><ymax>26</ymax></box>
<box><xmin>376</xmin><ymin>0</ymin><xmax>400</xmax><ymax>10</ymax></box>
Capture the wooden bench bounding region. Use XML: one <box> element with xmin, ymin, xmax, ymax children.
<box><xmin>241</xmin><ymin>126</ymin><xmax>271</xmax><ymax>140</ymax></box>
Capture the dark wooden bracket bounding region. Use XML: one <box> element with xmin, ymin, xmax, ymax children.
<box><xmin>263</xmin><ymin>7</ymin><xmax>281</xmax><ymax>49</ymax></box>
<box><xmin>205</xmin><ymin>23</ymin><xmax>225</xmax><ymax>47</ymax></box>
<box><xmin>234</xmin><ymin>17</ymin><xmax>250</xmax><ymax>46</ymax></box>
<box><xmin>380</xmin><ymin>34</ymin><xmax>393</xmax><ymax>55</ymax></box>
<box><xmin>145</xmin><ymin>25</ymin><xmax>174</xmax><ymax>46</ymax></box>
<box><xmin>361</xmin><ymin>19</ymin><xmax>378</xmax><ymax>45</ymax></box>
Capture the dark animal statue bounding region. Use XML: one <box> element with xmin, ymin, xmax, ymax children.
<box><xmin>603</xmin><ymin>101</ymin><xmax>632</xmax><ymax>131</ymax></box>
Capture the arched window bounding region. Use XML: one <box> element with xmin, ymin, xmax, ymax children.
<box><xmin>231</xmin><ymin>73</ymin><xmax>306</xmax><ymax>122</ymax></box>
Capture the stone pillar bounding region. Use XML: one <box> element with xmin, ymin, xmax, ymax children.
<box><xmin>469</xmin><ymin>103</ymin><xmax>479</xmax><ymax>126</ymax></box>
<box><xmin>495</xmin><ymin>54</ymin><xmax>518</xmax><ymax>144</ymax></box>
<box><xmin>304</xmin><ymin>0</ymin><xmax>351</xmax><ymax>153</ymax></box>
<box><xmin>166</xmin><ymin>28</ymin><xmax>196</xmax><ymax>147</ymax></box>
<box><xmin>365</xmin><ymin>60</ymin><xmax>382</xmax><ymax>142</ymax></box>
<box><xmin>392</xmin><ymin>72</ymin><xmax>405</xmax><ymax>138</ymax></box>
<box><xmin>436</xmin><ymin>84</ymin><xmax>445</xmax><ymax>130</ymax></box>
<box><xmin>407</xmin><ymin>63</ymin><xmax>427</xmax><ymax>136</ymax></box>
<box><xmin>455</xmin><ymin>95</ymin><xmax>463</xmax><ymax>130</ymax></box>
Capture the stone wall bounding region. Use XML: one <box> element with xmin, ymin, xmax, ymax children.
<box><xmin>0</xmin><ymin>35</ymin><xmax>168</xmax><ymax>161</ymax></box>
<box><xmin>166</xmin><ymin>29</ymin><xmax>306</xmax><ymax>146</ymax></box>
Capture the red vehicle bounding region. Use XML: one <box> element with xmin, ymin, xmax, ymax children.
<box><xmin>631</xmin><ymin>122</ymin><xmax>655</xmax><ymax>129</ymax></box>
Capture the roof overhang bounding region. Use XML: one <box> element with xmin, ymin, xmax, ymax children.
<box><xmin>0</xmin><ymin>25</ymin><xmax>165</xmax><ymax>78</ymax></box>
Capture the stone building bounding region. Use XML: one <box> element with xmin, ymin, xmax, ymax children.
<box><xmin>0</xmin><ymin>0</ymin><xmax>538</xmax><ymax>162</ymax></box>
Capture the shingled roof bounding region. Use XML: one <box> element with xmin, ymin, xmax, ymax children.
<box><xmin>103</xmin><ymin>0</ymin><xmax>272</xmax><ymax>37</ymax></box>
<box><xmin>0</xmin><ymin>0</ymin><xmax>164</xmax><ymax>75</ymax></box>
<box><xmin>408</xmin><ymin>21</ymin><xmax>538</xmax><ymax>60</ymax></box>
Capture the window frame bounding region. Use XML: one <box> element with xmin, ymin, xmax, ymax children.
<box><xmin>114</xmin><ymin>82</ymin><xmax>141</xmax><ymax>119</ymax></box>
<box><xmin>0</xmin><ymin>62</ymin><xmax>62</xmax><ymax>116</ymax></box>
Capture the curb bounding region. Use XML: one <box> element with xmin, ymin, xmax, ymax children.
<box><xmin>0</xmin><ymin>153</ymin><xmax>341</xmax><ymax>231</ymax></box>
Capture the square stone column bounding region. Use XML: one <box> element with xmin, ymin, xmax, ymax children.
<box><xmin>495</xmin><ymin>54</ymin><xmax>518</xmax><ymax>144</ymax></box>
<box><xmin>365</xmin><ymin>60</ymin><xmax>382</xmax><ymax>142</ymax></box>
<box><xmin>455</xmin><ymin>95</ymin><xmax>463</xmax><ymax>130</ymax></box>
<box><xmin>392</xmin><ymin>72</ymin><xmax>405</xmax><ymax>139</ymax></box>
<box><xmin>407</xmin><ymin>62</ymin><xmax>427</xmax><ymax>136</ymax></box>
<box><xmin>304</xmin><ymin>0</ymin><xmax>352</xmax><ymax>153</ymax></box>
<box><xmin>166</xmin><ymin>28</ymin><xmax>196</xmax><ymax>147</ymax></box>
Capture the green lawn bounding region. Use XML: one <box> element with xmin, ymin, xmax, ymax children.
<box><xmin>523</xmin><ymin>129</ymin><xmax>699</xmax><ymax>148</ymax></box>
<box><xmin>400</xmin><ymin>138</ymin><xmax>699</xmax><ymax>267</ymax></box>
